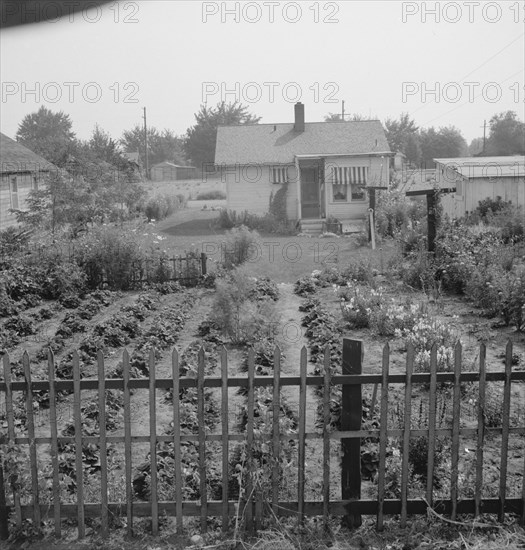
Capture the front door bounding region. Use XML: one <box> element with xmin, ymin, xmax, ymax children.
<box><xmin>301</xmin><ymin>167</ymin><xmax>320</xmax><ymax>218</ymax></box>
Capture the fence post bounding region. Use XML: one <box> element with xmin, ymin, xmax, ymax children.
<box><xmin>0</xmin><ymin>462</ymin><xmax>8</xmax><ymax>540</ymax></box>
<box><xmin>201</xmin><ymin>252</ymin><xmax>207</xmax><ymax>276</ymax></box>
<box><xmin>341</xmin><ymin>338</ymin><xmax>362</xmax><ymax>528</ymax></box>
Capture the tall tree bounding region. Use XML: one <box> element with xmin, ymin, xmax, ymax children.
<box><xmin>468</xmin><ymin>137</ymin><xmax>485</xmax><ymax>156</ymax></box>
<box><xmin>16</xmin><ymin>106</ymin><xmax>77</xmax><ymax>168</ymax></box>
<box><xmin>384</xmin><ymin>113</ymin><xmax>419</xmax><ymax>154</ymax></box>
<box><xmin>120</xmin><ymin>126</ymin><xmax>186</xmax><ymax>167</ymax></box>
<box><xmin>405</xmin><ymin>133</ymin><xmax>422</xmax><ymax>165</ymax></box>
<box><xmin>485</xmin><ymin>111</ymin><xmax>525</xmax><ymax>155</ymax></box>
<box><xmin>184</xmin><ymin>102</ymin><xmax>261</xmax><ymax>169</ymax></box>
<box><xmin>419</xmin><ymin>126</ymin><xmax>468</xmax><ymax>166</ymax></box>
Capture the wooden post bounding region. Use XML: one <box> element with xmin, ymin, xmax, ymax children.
<box><xmin>341</xmin><ymin>338</ymin><xmax>362</xmax><ymax>528</ymax></box>
<box><xmin>368</xmin><ymin>189</ymin><xmax>376</xmax><ymax>243</ymax></box>
<box><xmin>201</xmin><ymin>252</ymin><xmax>207</xmax><ymax>276</ymax></box>
<box><xmin>0</xmin><ymin>461</ymin><xmax>8</xmax><ymax>540</ymax></box>
<box><xmin>427</xmin><ymin>192</ymin><xmax>437</xmax><ymax>253</ymax></box>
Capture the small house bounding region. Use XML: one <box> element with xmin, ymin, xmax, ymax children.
<box><xmin>214</xmin><ymin>103</ymin><xmax>392</xmax><ymax>233</ymax></box>
<box><xmin>434</xmin><ymin>156</ymin><xmax>525</xmax><ymax>218</ymax></box>
<box><xmin>0</xmin><ymin>132</ymin><xmax>56</xmax><ymax>231</ymax></box>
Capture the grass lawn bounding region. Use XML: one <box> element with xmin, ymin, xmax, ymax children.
<box><xmin>154</xmin><ymin>207</ymin><xmax>395</xmax><ymax>283</ymax></box>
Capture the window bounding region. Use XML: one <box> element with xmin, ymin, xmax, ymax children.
<box><xmin>331</xmin><ymin>166</ymin><xmax>368</xmax><ymax>201</ymax></box>
<box><xmin>455</xmin><ymin>180</ymin><xmax>463</xmax><ymax>198</ymax></box>
<box><xmin>271</xmin><ymin>166</ymin><xmax>289</xmax><ymax>184</ymax></box>
<box><xmin>32</xmin><ymin>175</ymin><xmax>39</xmax><ymax>191</ymax></box>
<box><xmin>10</xmin><ymin>177</ymin><xmax>19</xmax><ymax>209</ymax></box>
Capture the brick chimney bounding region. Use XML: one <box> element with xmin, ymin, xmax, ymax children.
<box><xmin>294</xmin><ymin>102</ymin><xmax>305</xmax><ymax>133</ymax></box>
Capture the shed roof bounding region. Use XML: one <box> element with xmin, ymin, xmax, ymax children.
<box><xmin>434</xmin><ymin>156</ymin><xmax>525</xmax><ymax>179</ymax></box>
<box><xmin>151</xmin><ymin>161</ymin><xmax>197</xmax><ymax>169</ymax></box>
<box><xmin>0</xmin><ymin>132</ymin><xmax>56</xmax><ymax>173</ymax></box>
<box><xmin>215</xmin><ymin>121</ymin><xmax>391</xmax><ymax>165</ymax></box>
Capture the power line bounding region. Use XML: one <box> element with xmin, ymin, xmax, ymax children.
<box><xmin>409</xmin><ymin>33</ymin><xmax>524</xmax><ymax>117</ymax></box>
<box><xmin>420</xmin><ymin>68</ymin><xmax>524</xmax><ymax>127</ymax></box>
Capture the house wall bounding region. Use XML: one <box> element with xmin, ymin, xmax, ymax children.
<box><xmin>225</xmin><ymin>164</ymin><xmax>298</xmax><ymax>220</ymax></box>
<box><xmin>0</xmin><ymin>172</ymin><xmax>41</xmax><ymax>231</ymax></box>
<box><xmin>323</xmin><ymin>156</ymin><xmax>389</xmax><ymax>221</ymax></box>
<box><xmin>441</xmin><ymin>176</ymin><xmax>525</xmax><ymax>218</ymax></box>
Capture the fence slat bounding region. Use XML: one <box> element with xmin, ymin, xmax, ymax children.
<box><xmin>47</xmin><ymin>351</ymin><xmax>61</xmax><ymax>537</ymax></box>
<box><xmin>3</xmin><ymin>354</ymin><xmax>22</xmax><ymax>528</ymax></box>
<box><xmin>97</xmin><ymin>352</ymin><xmax>109</xmax><ymax>537</ymax></box>
<box><xmin>0</xmin><ymin>453</ymin><xmax>8</xmax><ymax>540</ymax></box>
<box><xmin>376</xmin><ymin>343</ymin><xmax>390</xmax><ymax>531</ymax></box>
<box><xmin>197</xmin><ymin>347</ymin><xmax>207</xmax><ymax>533</ymax></box>
<box><xmin>426</xmin><ymin>345</ymin><xmax>438</xmax><ymax>508</ymax></box>
<box><xmin>297</xmin><ymin>346</ymin><xmax>307</xmax><ymax>524</ymax></box>
<box><xmin>400</xmin><ymin>343</ymin><xmax>414</xmax><ymax>528</ymax></box>
<box><xmin>323</xmin><ymin>346</ymin><xmax>331</xmax><ymax>531</ymax></box>
<box><xmin>499</xmin><ymin>340</ymin><xmax>513</xmax><ymax>522</ymax></box>
<box><xmin>245</xmin><ymin>348</ymin><xmax>255</xmax><ymax>533</ymax></box>
<box><xmin>450</xmin><ymin>342</ymin><xmax>462</xmax><ymax>521</ymax></box>
<box><xmin>341</xmin><ymin>339</ymin><xmax>362</xmax><ymax>528</ymax></box>
<box><xmin>72</xmin><ymin>351</ymin><xmax>85</xmax><ymax>538</ymax></box>
<box><xmin>23</xmin><ymin>352</ymin><xmax>40</xmax><ymax>532</ymax></box>
<box><xmin>149</xmin><ymin>349</ymin><xmax>159</xmax><ymax>535</ymax></box>
<box><xmin>172</xmin><ymin>349</ymin><xmax>183</xmax><ymax>533</ymax></box>
<box><xmin>476</xmin><ymin>343</ymin><xmax>486</xmax><ymax>518</ymax></box>
<box><xmin>221</xmin><ymin>346</ymin><xmax>229</xmax><ymax>532</ymax></box>
<box><xmin>272</xmin><ymin>346</ymin><xmax>281</xmax><ymax>517</ymax></box>
<box><xmin>122</xmin><ymin>349</ymin><xmax>133</xmax><ymax>536</ymax></box>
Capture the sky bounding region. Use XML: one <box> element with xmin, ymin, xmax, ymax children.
<box><xmin>1</xmin><ymin>0</ymin><xmax>524</xmax><ymax>145</ymax></box>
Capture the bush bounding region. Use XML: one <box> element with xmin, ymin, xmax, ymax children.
<box><xmin>210</xmin><ymin>269</ymin><xmax>279</xmax><ymax>344</ymax></box>
<box><xmin>222</xmin><ymin>225</ymin><xmax>261</xmax><ymax>269</ymax></box>
<box><xmin>143</xmin><ymin>194</ymin><xmax>185</xmax><ymax>221</ymax></box>
<box><xmin>73</xmin><ymin>225</ymin><xmax>144</xmax><ymax>290</ymax></box>
<box><xmin>195</xmin><ymin>190</ymin><xmax>226</xmax><ymax>200</ymax></box>
<box><xmin>375</xmin><ymin>189</ymin><xmax>425</xmax><ymax>238</ymax></box>
<box><xmin>217</xmin><ymin>208</ymin><xmax>296</xmax><ymax>235</ymax></box>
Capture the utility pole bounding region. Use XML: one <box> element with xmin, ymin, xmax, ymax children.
<box><xmin>341</xmin><ymin>100</ymin><xmax>345</xmax><ymax>121</ymax></box>
<box><xmin>143</xmin><ymin>107</ymin><xmax>149</xmax><ymax>179</ymax></box>
<box><xmin>482</xmin><ymin>119</ymin><xmax>487</xmax><ymax>154</ymax></box>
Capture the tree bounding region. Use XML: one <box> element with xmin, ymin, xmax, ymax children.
<box><xmin>485</xmin><ymin>111</ymin><xmax>525</xmax><ymax>155</ymax></box>
<box><xmin>86</xmin><ymin>124</ymin><xmax>121</xmax><ymax>164</ymax></box>
<box><xmin>405</xmin><ymin>133</ymin><xmax>422</xmax><ymax>165</ymax></box>
<box><xmin>419</xmin><ymin>126</ymin><xmax>468</xmax><ymax>166</ymax></box>
<box><xmin>120</xmin><ymin>126</ymin><xmax>186</xmax><ymax>168</ymax></box>
<box><xmin>324</xmin><ymin>113</ymin><xmax>343</xmax><ymax>122</ymax></box>
<box><xmin>16</xmin><ymin>106</ymin><xmax>77</xmax><ymax>168</ymax></box>
<box><xmin>468</xmin><ymin>137</ymin><xmax>485</xmax><ymax>156</ymax></box>
<box><xmin>384</xmin><ymin>113</ymin><xmax>419</xmax><ymax>154</ymax></box>
<box><xmin>184</xmin><ymin>102</ymin><xmax>261</xmax><ymax>170</ymax></box>
<box><xmin>324</xmin><ymin>112</ymin><xmax>376</xmax><ymax>122</ymax></box>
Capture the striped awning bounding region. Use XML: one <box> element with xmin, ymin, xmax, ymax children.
<box><xmin>332</xmin><ymin>166</ymin><xmax>368</xmax><ymax>185</ymax></box>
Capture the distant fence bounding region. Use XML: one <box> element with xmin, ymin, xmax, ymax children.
<box><xmin>0</xmin><ymin>338</ymin><xmax>523</xmax><ymax>540</ymax></box>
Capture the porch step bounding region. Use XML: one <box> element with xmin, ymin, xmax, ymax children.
<box><xmin>299</xmin><ymin>219</ymin><xmax>324</xmax><ymax>235</ymax></box>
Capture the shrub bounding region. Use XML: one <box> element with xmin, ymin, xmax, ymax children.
<box><xmin>73</xmin><ymin>225</ymin><xmax>143</xmax><ymax>290</ymax></box>
<box><xmin>375</xmin><ymin>189</ymin><xmax>425</xmax><ymax>238</ymax></box>
<box><xmin>217</xmin><ymin>208</ymin><xmax>296</xmax><ymax>235</ymax></box>
<box><xmin>210</xmin><ymin>269</ymin><xmax>279</xmax><ymax>344</ymax></box>
<box><xmin>475</xmin><ymin>196</ymin><xmax>510</xmax><ymax>219</ymax></box>
<box><xmin>143</xmin><ymin>194</ymin><xmax>184</xmax><ymax>221</ymax></box>
<box><xmin>222</xmin><ymin>226</ymin><xmax>261</xmax><ymax>269</ymax></box>
<box><xmin>195</xmin><ymin>190</ymin><xmax>226</xmax><ymax>200</ymax></box>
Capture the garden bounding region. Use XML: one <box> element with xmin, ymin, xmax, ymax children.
<box><xmin>0</xmin><ymin>188</ymin><xmax>525</xmax><ymax>549</ymax></box>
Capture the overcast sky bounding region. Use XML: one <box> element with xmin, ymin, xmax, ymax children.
<box><xmin>1</xmin><ymin>1</ymin><xmax>524</xmax><ymax>144</ymax></box>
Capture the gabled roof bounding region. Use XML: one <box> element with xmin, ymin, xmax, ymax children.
<box><xmin>215</xmin><ymin>121</ymin><xmax>391</xmax><ymax>165</ymax></box>
<box><xmin>434</xmin><ymin>156</ymin><xmax>525</xmax><ymax>179</ymax></box>
<box><xmin>0</xmin><ymin>132</ymin><xmax>56</xmax><ymax>173</ymax></box>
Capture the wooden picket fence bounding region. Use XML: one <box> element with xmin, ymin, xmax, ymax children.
<box><xmin>0</xmin><ymin>338</ymin><xmax>524</xmax><ymax>540</ymax></box>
